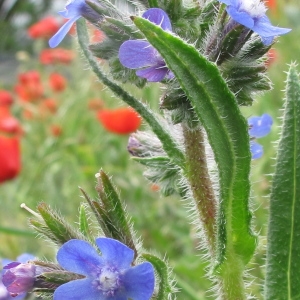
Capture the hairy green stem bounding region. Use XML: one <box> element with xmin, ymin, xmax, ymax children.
<box><xmin>182</xmin><ymin>124</ymin><xmax>246</xmax><ymax>299</ymax></box>
<box><xmin>182</xmin><ymin>124</ymin><xmax>216</xmax><ymax>254</ymax></box>
<box><xmin>217</xmin><ymin>254</ymin><xmax>246</xmax><ymax>300</ymax></box>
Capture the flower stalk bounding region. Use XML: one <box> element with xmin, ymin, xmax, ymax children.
<box><xmin>182</xmin><ymin>123</ymin><xmax>217</xmax><ymax>254</ymax></box>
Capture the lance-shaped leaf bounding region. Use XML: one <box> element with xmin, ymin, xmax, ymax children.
<box><xmin>132</xmin><ymin>17</ymin><xmax>255</xmax><ymax>269</ymax></box>
<box><xmin>264</xmin><ymin>64</ymin><xmax>300</xmax><ymax>300</ymax></box>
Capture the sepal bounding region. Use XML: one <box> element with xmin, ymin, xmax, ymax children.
<box><xmin>80</xmin><ymin>170</ymin><xmax>137</xmax><ymax>254</ymax></box>
<box><xmin>109</xmin><ymin>57</ymin><xmax>147</xmax><ymax>88</ymax></box>
<box><xmin>78</xmin><ymin>204</ymin><xmax>93</xmax><ymax>242</ymax></box>
<box><xmin>142</xmin><ymin>253</ymin><xmax>174</xmax><ymax>300</ymax></box>
<box><xmin>29</xmin><ymin>203</ymin><xmax>84</xmax><ymax>245</ymax></box>
<box><xmin>39</xmin><ymin>270</ymin><xmax>85</xmax><ymax>285</ymax></box>
<box><xmin>133</xmin><ymin>156</ymin><xmax>181</xmax><ymax>197</ymax></box>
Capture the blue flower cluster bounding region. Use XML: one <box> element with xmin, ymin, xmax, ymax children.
<box><xmin>49</xmin><ymin>0</ymin><xmax>290</xmax><ymax>81</ymax></box>
<box><xmin>119</xmin><ymin>8</ymin><xmax>174</xmax><ymax>82</ymax></box>
<box><xmin>248</xmin><ymin>113</ymin><xmax>273</xmax><ymax>159</ymax></box>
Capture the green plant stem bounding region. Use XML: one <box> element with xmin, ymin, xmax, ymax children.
<box><xmin>182</xmin><ymin>124</ymin><xmax>246</xmax><ymax>300</ymax></box>
<box><xmin>218</xmin><ymin>253</ymin><xmax>246</xmax><ymax>300</ymax></box>
<box><xmin>76</xmin><ymin>18</ymin><xmax>185</xmax><ymax>168</ymax></box>
<box><xmin>182</xmin><ymin>124</ymin><xmax>216</xmax><ymax>254</ymax></box>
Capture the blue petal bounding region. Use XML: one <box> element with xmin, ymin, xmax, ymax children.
<box><xmin>53</xmin><ymin>278</ymin><xmax>103</xmax><ymax>300</ymax></box>
<box><xmin>226</xmin><ymin>6</ymin><xmax>254</xmax><ymax>29</ymax></box>
<box><xmin>248</xmin><ymin>113</ymin><xmax>273</xmax><ymax>138</ymax></box>
<box><xmin>17</xmin><ymin>254</ymin><xmax>35</xmax><ymax>264</ymax></box>
<box><xmin>110</xmin><ymin>295</ymin><xmax>127</xmax><ymax>300</ymax></box>
<box><xmin>250</xmin><ymin>141</ymin><xmax>263</xmax><ymax>159</ymax></box>
<box><xmin>57</xmin><ymin>239</ymin><xmax>104</xmax><ymax>277</ymax></box>
<box><xmin>119</xmin><ymin>40</ymin><xmax>160</xmax><ymax>69</ymax></box>
<box><xmin>49</xmin><ymin>16</ymin><xmax>79</xmax><ymax>48</ymax></box>
<box><xmin>142</xmin><ymin>8</ymin><xmax>172</xmax><ymax>31</ymax></box>
<box><xmin>95</xmin><ymin>238</ymin><xmax>134</xmax><ymax>270</ymax></box>
<box><xmin>219</xmin><ymin>0</ymin><xmax>238</xmax><ymax>6</ymax></box>
<box><xmin>60</xmin><ymin>0</ymin><xmax>86</xmax><ymax>19</ymax></box>
<box><xmin>136</xmin><ymin>65</ymin><xmax>168</xmax><ymax>82</ymax></box>
<box><xmin>122</xmin><ymin>262</ymin><xmax>155</xmax><ymax>300</ymax></box>
<box><xmin>253</xmin><ymin>15</ymin><xmax>291</xmax><ymax>44</ymax></box>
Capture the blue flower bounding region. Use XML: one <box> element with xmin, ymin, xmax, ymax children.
<box><xmin>119</xmin><ymin>8</ymin><xmax>174</xmax><ymax>82</ymax></box>
<box><xmin>49</xmin><ymin>0</ymin><xmax>101</xmax><ymax>48</ymax></box>
<box><xmin>248</xmin><ymin>113</ymin><xmax>273</xmax><ymax>159</ymax></box>
<box><xmin>54</xmin><ymin>237</ymin><xmax>155</xmax><ymax>300</ymax></box>
<box><xmin>219</xmin><ymin>0</ymin><xmax>291</xmax><ymax>45</ymax></box>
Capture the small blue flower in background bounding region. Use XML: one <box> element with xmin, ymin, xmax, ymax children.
<box><xmin>49</xmin><ymin>0</ymin><xmax>101</xmax><ymax>48</ymax></box>
<box><xmin>248</xmin><ymin>113</ymin><xmax>273</xmax><ymax>159</ymax></box>
<box><xmin>54</xmin><ymin>237</ymin><xmax>155</xmax><ymax>300</ymax></box>
<box><xmin>219</xmin><ymin>0</ymin><xmax>291</xmax><ymax>45</ymax></box>
<box><xmin>1</xmin><ymin>253</ymin><xmax>35</xmax><ymax>300</ymax></box>
<box><xmin>119</xmin><ymin>8</ymin><xmax>174</xmax><ymax>82</ymax></box>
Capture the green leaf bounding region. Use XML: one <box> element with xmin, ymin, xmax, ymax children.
<box><xmin>132</xmin><ymin>15</ymin><xmax>255</xmax><ymax>292</ymax></box>
<box><xmin>76</xmin><ymin>19</ymin><xmax>185</xmax><ymax>168</ymax></box>
<box><xmin>264</xmin><ymin>64</ymin><xmax>300</xmax><ymax>300</ymax></box>
<box><xmin>142</xmin><ymin>253</ymin><xmax>173</xmax><ymax>300</ymax></box>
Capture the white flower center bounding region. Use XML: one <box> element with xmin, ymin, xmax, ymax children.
<box><xmin>239</xmin><ymin>0</ymin><xmax>266</xmax><ymax>18</ymax></box>
<box><xmin>94</xmin><ymin>267</ymin><xmax>120</xmax><ymax>296</ymax></box>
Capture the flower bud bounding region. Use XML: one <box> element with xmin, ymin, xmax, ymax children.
<box><xmin>2</xmin><ymin>263</ymin><xmax>36</xmax><ymax>296</ymax></box>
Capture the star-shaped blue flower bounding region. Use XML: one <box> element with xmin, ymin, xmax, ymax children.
<box><xmin>119</xmin><ymin>8</ymin><xmax>174</xmax><ymax>82</ymax></box>
<box><xmin>248</xmin><ymin>113</ymin><xmax>273</xmax><ymax>159</ymax></box>
<box><xmin>54</xmin><ymin>237</ymin><xmax>155</xmax><ymax>300</ymax></box>
<box><xmin>49</xmin><ymin>0</ymin><xmax>100</xmax><ymax>48</ymax></box>
<box><xmin>219</xmin><ymin>0</ymin><xmax>291</xmax><ymax>45</ymax></box>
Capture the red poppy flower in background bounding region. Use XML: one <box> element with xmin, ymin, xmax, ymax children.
<box><xmin>39</xmin><ymin>98</ymin><xmax>58</xmax><ymax>116</ymax></box>
<box><xmin>0</xmin><ymin>114</ymin><xmax>22</xmax><ymax>135</ymax></box>
<box><xmin>0</xmin><ymin>108</ymin><xmax>22</xmax><ymax>183</ymax></box>
<box><xmin>0</xmin><ymin>135</ymin><xmax>21</xmax><ymax>184</ymax></box>
<box><xmin>50</xmin><ymin>124</ymin><xmax>63</xmax><ymax>137</ymax></box>
<box><xmin>266</xmin><ymin>0</ymin><xmax>276</xmax><ymax>10</ymax></box>
<box><xmin>27</xmin><ymin>16</ymin><xmax>60</xmax><ymax>39</ymax></box>
<box><xmin>15</xmin><ymin>70</ymin><xmax>44</xmax><ymax>102</ymax></box>
<box><xmin>49</xmin><ymin>73</ymin><xmax>67</xmax><ymax>92</ymax></box>
<box><xmin>0</xmin><ymin>90</ymin><xmax>14</xmax><ymax>107</ymax></box>
<box><xmin>97</xmin><ymin>107</ymin><xmax>141</xmax><ymax>134</ymax></box>
<box><xmin>39</xmin><ymin>48</ymin><xmax>74</xmax><ymax>65</ymax></box>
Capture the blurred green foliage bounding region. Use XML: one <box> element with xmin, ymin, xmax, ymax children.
<box><xmin>0</xmin><ymin>0</ymin><xmax>52</xmax><ymax>52</ymax></box>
